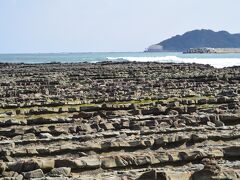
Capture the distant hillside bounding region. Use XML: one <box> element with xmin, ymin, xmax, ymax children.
<box><xmin>146</xmin><ymin>29</ymin><xmax>240</xmax><ymax>52</ymax></box>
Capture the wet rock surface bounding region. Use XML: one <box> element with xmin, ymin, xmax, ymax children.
<box><xmin>0</xmin><ymin>62</ymin><xmax>240</xmax><ymax>179</ymax></box>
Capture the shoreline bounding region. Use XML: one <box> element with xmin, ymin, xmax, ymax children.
<box><xmin>184</xmin><ymin>48</ymin><xmax>240</xmax><ymax>54</ymax></box>
<box><xmin>0</xmin><ymin>59</ymin><xmax>240</xmax><ymax>69</ymax></box>
<box><xmin>1</xmin><ymin>52</ymin><xmax>240</xmax><ymax>68</ymax></box>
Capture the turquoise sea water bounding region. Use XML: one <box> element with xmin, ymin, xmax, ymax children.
<box><xmin>1</xmin><ymin>52</ymin><xmax>240</xmax><ymax>68</ymax></box>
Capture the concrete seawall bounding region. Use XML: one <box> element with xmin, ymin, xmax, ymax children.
<box><xmin>184</xmin><ymin>48</ymin><xmax>240</xmax><ymax>54</ymax></box>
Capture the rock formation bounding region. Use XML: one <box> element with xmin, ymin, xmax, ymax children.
<box><xmin>0</xmin><ymin>62</ymin><xmax>240</xmax><ymax>179</ymax></box>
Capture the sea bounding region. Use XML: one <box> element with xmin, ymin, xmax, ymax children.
<box><xmin>1</xmin><ymin>52</ymin><xmax>240</xmax><ymax>68</ymax></box>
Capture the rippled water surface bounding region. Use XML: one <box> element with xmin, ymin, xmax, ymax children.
<box><xmin>1</xmin><ymin>52</ymin><xmax>240</xmax><ymax>68</ymax></box>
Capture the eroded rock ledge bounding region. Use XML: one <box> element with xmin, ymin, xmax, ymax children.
<box><xmin>0</xmin><ymin>62</ymin><xmax>240</xmax><ymax>179</ymax></box>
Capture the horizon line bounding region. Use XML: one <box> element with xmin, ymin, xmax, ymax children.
<box><xmin>0</xmin><ymin>51</ymin><xmax>148</xmax><ymax>55</ymax></box>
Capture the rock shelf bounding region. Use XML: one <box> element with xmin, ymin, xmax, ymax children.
<box><xmin>0</xmin><ymin>62</ymin><xmax>240</xmax><ymax>179</ymax></box>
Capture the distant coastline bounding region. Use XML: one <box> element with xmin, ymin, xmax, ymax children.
<box><xmin>183</xmin><ymin>48</ymin><xmax>240</xmax><ymax>54</ymax></box>
<box><xmin>145</xmin><ymin>29</ymin><xmax>240</xmax><ymax>52</ymax></box>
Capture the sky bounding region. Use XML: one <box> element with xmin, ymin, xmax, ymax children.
<box><xmin>0</xmin><ymin>0</ymin><xmax>239</xmax><ymax>53</ymax></box>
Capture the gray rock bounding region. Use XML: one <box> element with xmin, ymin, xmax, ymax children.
<box><xmin>39</xmin><ymin>133</ymin><xmax>53</xmax><ymax>139</ymax></box>
<box><xmin>7</xmin><ymin>160</ymin><xmax>39</xmax><ymax>172</ymax></box>
<box><xmin>0</xmin><ymin>161</ymin><xmax>6</xmax><ymax>174</ymax></box>
<box><xmin>23</xmin><ymin>169</ymin><xmax>45</xmax><ymax>179</ymax></box>
<box><xmin>49</xmin><ymin>167</ymin><xmax>71</xmax><ymax>177</ymax></box>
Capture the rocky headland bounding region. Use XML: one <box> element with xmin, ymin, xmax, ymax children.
<box><xmin>145</xmin><ymin>29</ymin><xmax>240</xmax><ymax>52</ymax></box>
<box><xmin>0</xmin><ymin>61</ymin><xmax>240</xmax><ymax>179</ymax></box>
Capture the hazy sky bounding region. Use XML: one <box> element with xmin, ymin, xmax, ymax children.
<box><xmin>1</xmin><ymin>0</ymin><xmax>239</xmax><ymax>53</ymax></box>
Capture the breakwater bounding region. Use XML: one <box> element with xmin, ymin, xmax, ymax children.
<box><xmin>184</xmin><ymin>48</ymin><xmax>240</xmax><ymax>54</ymax></box>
